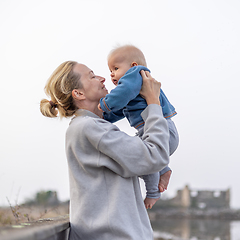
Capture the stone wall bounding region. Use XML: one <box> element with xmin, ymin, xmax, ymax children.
<box><xmin>0</xmin><ymin>215</ymin><xmax>69</xmax><ymax>240</ymax></box>
<box><xmin>155</xmin><ymin>185</ymin><xmax>230</xmax><ymax>209</ymax></box>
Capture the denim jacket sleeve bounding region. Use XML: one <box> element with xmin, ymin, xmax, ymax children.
<box><xmin>103</xmin><ymin>109</ymin><xmax>125</xmax><ymax>123</ymax></box>
<box><xmin>99</xmin><ymin>66</ymin><xmax>150</xmax><ymax>113</ymax></box>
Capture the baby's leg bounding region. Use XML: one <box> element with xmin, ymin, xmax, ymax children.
<box><xmin>142</xmin><ymin>172</ymin><xmax>161</xmax><ymax>209</ymax></box>
<box><xmin>157</xmin><ymin>119</ymin><xmax>178</xmax><ymax>192</ymax></box>
<box><xmin>167</xmin><ymin>118</ymin><xmax>179</xmax><ymax>156</ymax></box>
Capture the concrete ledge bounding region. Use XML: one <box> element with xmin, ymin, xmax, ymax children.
<box><xmin>0</xmin><ymin>215</ymin><xmax>70</xmax><ymax>240</ymax></box>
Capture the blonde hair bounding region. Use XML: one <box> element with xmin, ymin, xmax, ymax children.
<box><xmin>108</xmin><ymin>44</ymin><xmax>147</xmax><ymax>67</ymax></box>
<box><xmin>40</xmin><ymin>61</ymin><xmax>81</xmax><ymax>118</ymax></box>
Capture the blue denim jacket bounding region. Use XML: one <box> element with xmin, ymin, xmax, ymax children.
<box><xmin>100</xmin><ymin>66</ymin><xmax>177</xmax><ymax>129</ymax></box>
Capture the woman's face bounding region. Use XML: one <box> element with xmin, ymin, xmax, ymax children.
<box><xmin>73</xmin><ymin>63</ymin><xmax>108</xmax><ymax>102</ymax></box>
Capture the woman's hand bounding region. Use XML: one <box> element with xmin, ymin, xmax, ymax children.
<box><xmin>140</xmin><ymin>70</ymin><xmax>161</xmax><ymax>105</ymax></box>
<box><xmin>98</xmin><ymin>103</ymin><xmax>103</xmax><ymax>112</ymax></box>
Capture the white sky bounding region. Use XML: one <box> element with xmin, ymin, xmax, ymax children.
<box><xmin>0</xmin><ymin>0</ymin><xmax>240</xmax><ymax>208</ymax></box>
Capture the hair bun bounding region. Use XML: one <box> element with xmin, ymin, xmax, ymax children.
<box><xmin>49</xmin><ymin>101</ymin><xmax>57</xmax><ymax>108</ymax></box>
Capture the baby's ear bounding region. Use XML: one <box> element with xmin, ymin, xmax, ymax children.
<box><xmin>131</xmin><ymin>62</ymin><xmax>138</xmax><ymax>67</ymax></box>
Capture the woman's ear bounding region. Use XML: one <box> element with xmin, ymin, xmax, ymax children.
<box><xmin>131</xmin><ymin>62</ymin><xmax>138</xmax><ymax>67</ymax></box>
<box><xmin>72</xmin><ymin>89</ymin><xmax>85</xmax><ymax>100</ymax></box>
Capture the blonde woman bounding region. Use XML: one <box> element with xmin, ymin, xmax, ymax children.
<box><xmin>40</xmin><ymin>61</ymin><xmax>169</xmax><ymax>240</ymax></box>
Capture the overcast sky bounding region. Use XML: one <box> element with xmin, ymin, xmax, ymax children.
<box><xmin>0</xmin><ymin>0</ymin><xmax>240</xmax><ymax>209</ymax></box>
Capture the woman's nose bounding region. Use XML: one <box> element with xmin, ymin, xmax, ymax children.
<box><xmin>98</xmin><ymin>76</ymin><xmax>105</xmax><ymax>82</ymax></box>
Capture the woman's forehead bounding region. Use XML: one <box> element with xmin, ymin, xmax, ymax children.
<box><xmin>74</xmin><ymin>63</ymin><xmax>92</xmax><ymax>75</ymax></box>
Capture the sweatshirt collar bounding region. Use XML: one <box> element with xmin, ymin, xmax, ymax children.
<box><xmin>74</xmin><ymin>109</ymin><xmax>100</xmax><ymax>119</ymax></box>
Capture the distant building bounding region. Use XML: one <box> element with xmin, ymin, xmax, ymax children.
<box><xmin>155</xmin><ymin>185</ymin><xmax>230</xmax><ymax>209</ymax></box>
<box><xmin>24</xmin><ymin>190</ymin><xmax>60</xmax><ymax>206</ymax></box>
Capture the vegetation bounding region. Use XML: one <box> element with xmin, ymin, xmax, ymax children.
<box><xmin>0</xmin><ymin>190</ymin><xmax>69</xmax><ymax>226</ymax></box>
<box><xmin>24</xmin><ymin>190</ymin><xmax>59</xmax><ymax>206</ymax></box>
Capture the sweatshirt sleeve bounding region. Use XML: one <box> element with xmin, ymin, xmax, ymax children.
<box><xmin>84</xmin><ymin>104</ymin><xmax>170</xmax><ymax>178</ymax></box>
<box><xmin>99</xmin><ymin>66</ymin><xmax>149</xmax><ymax>113</ymax></box>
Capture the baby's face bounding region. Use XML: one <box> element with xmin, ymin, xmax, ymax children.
<box><xmin>108</xmin><ymin>54</ymin><xmax>132</xmax><ymax>85</ymax></box>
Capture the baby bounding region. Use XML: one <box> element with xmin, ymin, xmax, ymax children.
<box><xmin>99</xmin><ymin>45</ymin><xmax>179</xmax><ymax>209</ymax></box>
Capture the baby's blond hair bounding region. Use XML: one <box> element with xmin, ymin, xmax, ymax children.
<box><xmin>108</xmin><ymin>45</ymin><xmax>147</xmax><ymax>67</ymax></box>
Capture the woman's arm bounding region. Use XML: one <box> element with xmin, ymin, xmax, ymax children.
<box><xmin>85</xmin><ymin>104</ymin><xmax>169</xmax><ymax>178</ymax></box>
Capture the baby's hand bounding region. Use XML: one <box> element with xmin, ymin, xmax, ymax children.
<box><xmin>98</xmin><ymin>103</ymin><xmax>103</xmax><ymax>112</ymax></box>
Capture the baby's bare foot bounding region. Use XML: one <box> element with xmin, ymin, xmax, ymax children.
<box><xmin>144</xmin><ymin>197</ymin><xmax>160</xmax><ymax>209</ymax></box>
<box><xmin>158</xmin><ymin>170</ymin><xmax>172</xmax><ymax>192</ymax></box>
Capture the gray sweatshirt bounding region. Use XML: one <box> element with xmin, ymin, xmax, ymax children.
<box><xmin>65</xmin><ymin>104</ymin><xmax>169</xmax><ymax>240</ymax></box>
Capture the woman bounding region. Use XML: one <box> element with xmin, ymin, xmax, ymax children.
<box><xmin>40</xmin><ymin>61</ymin><xmax>170</xmax><ymax>240</ymax></box>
